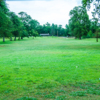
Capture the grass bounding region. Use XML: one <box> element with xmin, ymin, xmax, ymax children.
<box><xmin>0</xmin><ymin>37</ymin><xmax>100</xmax><ymax>100</ymax></box>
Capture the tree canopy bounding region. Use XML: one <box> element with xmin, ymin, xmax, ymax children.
<box><xmin>82</xmin><ymin>0</ymin><xmax>100</xmax><ymax>41</ymax></box>
<box><xmin>69</xmin><ymin>6</ymin><xmax>90</xmax><ymax>39</ymax></box>
<box><xmin>0</xmin><ymin>0</ymin><xmax>100</xmax><ymax>42</ymax></box>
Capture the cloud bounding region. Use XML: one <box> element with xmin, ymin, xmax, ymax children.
<box><xmin>6</xmin><ymin>0</ymin><xmax>82</xmax><ymax>28</ymax></box>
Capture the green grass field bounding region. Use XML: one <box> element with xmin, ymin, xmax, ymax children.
<box><xmin>0</xmin><ymin>37</ymin><xmax>100</xmax><ymax>100</ymax></box>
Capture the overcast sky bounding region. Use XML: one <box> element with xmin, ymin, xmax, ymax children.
<box><xmin>6</xmin><ymin>0</ymin><xmax>88</xmax><ymax>28</ymax></box>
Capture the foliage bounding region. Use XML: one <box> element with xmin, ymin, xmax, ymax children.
<box><xmin>0</xmin><ymin>0</ymin><xmax>9</xmax><ymax>14</ymax></box>
<box><xmin>65</xmin><ymin>24</ymin><xmax>69</xmax><ymax>36</ymax></box>
<box><xmin>30</xmin><ymin>29</ymin><xmax>38</xmax><ymax>37</ymax></box>
<box><xmin>0</xmin><ymin>0</ymin><xmax>13</xmax><ymax>42</ymax></box>
<box><xmin>29</xmin><ymin>19</ymin><xmax>40</xmax><ymax>30</ymax></box>
<box><xmin>8</xmin><ymin>12</ymin><xmax>24</xmax><ymax>40</ymax></box>
<box><xmin>82</xmin><ymin>0</ymin><xmax>100</xmax><ymax>42</ymax></box>
<box><xmin>18</xmin><ymin>11</ymin><xmax>32</xmax><ymax>37</ymax></box>
<box><xmin>21</xmin><ymin>30</ymin><xmax>29</xmax><ymax>38</ymax></box>
<box><xmin>69</xmin><ymin>6</ymin><xmax>90</xmax><ymax>39</ymax></box>
<box><xmin>82</xmin><ymin>0</ymin><xmax>100</xmax><ymax>20</ymax></box>
<box><xmin>0</xmin><ymin>0</ymin><xmax>100</xmax><ymax>42</ymax></box>
<box><xmin>87</xmin><ymin>30</ymin><xmax>93</xmax><ymax>38</ymax></box>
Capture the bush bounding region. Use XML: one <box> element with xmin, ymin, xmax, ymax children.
<box><xmin>87</xmin><ymin>30</ymin><xmax>93</xmax><ymax>38</ymax></box>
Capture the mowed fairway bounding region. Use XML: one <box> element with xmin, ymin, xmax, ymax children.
<box><xmin>0</xmin><ymin>37</ymin><xmax>100</xmax><ymax>100</ymax></box>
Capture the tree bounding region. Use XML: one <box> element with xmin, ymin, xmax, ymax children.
<box><xmin>29</xmin><ymin>19</ymin><xmax>39</xmax><ymax>29</ymax></box>
<box><xmin>82</xmin><ymin>0</ymin><xmax>100</xmax><ymax>41</ymax></box>
<box><xmin>82</xmin><ymin>0</ymin><xmax>100</xmax><ymax>19</ymax></box>
<box><xmin>8</xmin><ymin>12</ymin><xmax>24</xmax><ymax>41</ymax></box>
<box><xmin>45</xmin><ymin>22</ymin><xmax>51</xmax><ymax>34</ymax></box>
<box><xmin>0</xmin><ymin>0</ymin><xmax>13</xmax><ymax>42</ymax></box>
<box><xmin>30</xmin><ymin>29</ymin><xmax>38</xmax><ymax>37</ymax></box>
<box><xmin>18</xmin><ymin>12</ymin><xmax>32</xmax><ymax>37</ymax></box>
<box><xmin>65</xmin><ymin>24</ymin><xmax>69</xmax><ymax>36</ymax></box>
<box><xmin>29</xmin><ymin>19</ymin><xmax>40</xmax><ymax>36</ymax></box>
<box><xmin>54</xmin><ymin>24</ymin><xmax>58</xmax><ymax>36</ymax></box>
<box><xmin>36</xmin><ymin>25</ymin><xmax>43</xmax><ymax>34</ymax></box>
<box><xmin>87</xmin><ymin>20</ymin><xmax>98</xmax><ymax>38</ymax></box>
<box><xmin>69</xmin><ymin>6</ymin><xmax>90</xmax><ymax>39</ymax></box>
<box><xmin>50</xmin><ymin>24</ymin><xmax>55</xmax><ymax>36</ymax></box>
<box><xmin>0</xmin><ymin>0</ymin><xmax>9</xmax><ymax>14</ymax></box>
<box><xmin>57</xmin><ymin>25</ymin><xmax>62</xmax><ymax>36</ymax></box>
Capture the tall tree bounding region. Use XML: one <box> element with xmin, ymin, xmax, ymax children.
<box><xmin>18</xmin><ymin>12</ymin><xmax>32</xmax><ymax>37</ymax></box>
<box><xmin>69</xmin><ymin>6</ymin><xmax>90</xmax><ymax>39</ymax></box>
<box><xmin>82</xmin><ymin>0</ymin><xmax>100</xmax><ymax>42</ymax></box>
<box><xmin>29</xmin><ymin>19</ymin><xmax>40</xmax><ymax>36</ymax></box>
<box><xmin>8</xmin><ymin>12</ymin><xmax>24</xmax><ymax>41</ymax></box>
<box><xmin>0</xmin><ymin>0</ymin><xmax>13</xmax><ymax>42</ymax></box>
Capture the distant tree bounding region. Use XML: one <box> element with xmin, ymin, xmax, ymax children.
<box><xmin>61</xmin><ymin>28</ymin><xmax>66</xmax><ymax>36</ymax></box>
<box><xmin>45</xmin><ymin>22</ymin><xmax>51</xmax><ymax>34</ymax></box>
<box><xmin>9</xmin><ymin>12</ymin><xmax>24</xmax><ymax>41</ymax></box>
<box><xmin>57</xmin><ymin>25</ymin><xmax>62</xmax><ymax>36</ymax></box>
<box><xmin>36</xmin><ymin>22</ymin><xmax>67</xmax><ymax>37</ymax></box>
<box><xmin>28</xmin><ymin>19</ymin><xmax>39</xmax><ymax>36</ymax></box>
<box><xmin>82</xmin><ymin>0</ymin><xmax>100</xmax><ymax>41</ymax></box>
<box><xmin>50</xmin><ymin>24</ymin><xmax>55</xmax><ymax>36</ymax></box>
<box><xmin>30</xmin><ymin>29</ymin><xmax>38</xmax><ymax>37</ymax></box>
<box><xmin>29</xmin><ymin>19</ymin><xmax>39</xmax><ymax>30</ymax></box>
<box><xmin>65</xmin><ymin>24</ymin><xmax>69</xmax><ymax>36</ymax></box>
<box><xmin>69</xmin><ymin>6</ymin><xmax>90</xmax><ymax>39</ymax></box>
<box><xmin>18</xmin><ymin>12</ymin><xmax>32</xmax><ymax>37</ymax></box>
<box><xmin>36</xmin><ymin>25</ymin><xmax>43</xmax><ymax>34</ymax></box>
<box><xmin>54</xmin><ymin>24</ymin><xmax>58</xmax><ymax>36</ymax></box>
<box><xmin>46</xmin><ymin>22</ymin><xmax>50</xmax><ymax>26</ymax></box>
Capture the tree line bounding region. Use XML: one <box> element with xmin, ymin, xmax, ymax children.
<box><xmin>0</xmin><ymin>0</ymin><xmax>39</xmax><ymax>42</ymax></box>
<box><xmin>0</xmin><ymin>0</ymin><xmax>100</xmax><ymax>42</ymax></box>
<box><xmin>0</xmin><ymin>0</ymin><xmax>69</xmax><ymax>42</ymax></box>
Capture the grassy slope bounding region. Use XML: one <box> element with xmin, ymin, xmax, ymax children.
<box><xmin>0</xmin><ymin>37</ymin><xmax>100</xmax><ymax>100</ymax></box>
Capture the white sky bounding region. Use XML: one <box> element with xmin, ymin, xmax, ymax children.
<box><xmin>6</xmin><ymin>0</ymin><xmax>91</xmax><ymax>28</ymax></box>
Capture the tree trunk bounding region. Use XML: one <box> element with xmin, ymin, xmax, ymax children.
<box><xmin>79</xmin><ymin>36</ymin><xmax>81</xmax><ymax>40</ymax></box>
<box><xmin>96</xmin><ymin>33</ymin><xmax>98</xmax><ymax>42</ymax></box>
<box><xmin>21</xmin><ymin>37</ymin><xmax>23</xmax><ymax>39</ymax></box>
<box><xmin>57</xmin><ymin>31</ymin><xmax>58</xmax><ymax>37</ymax></box>
<box><xmin>3</xmin><ymin>36</ymin><xmax>5</xmax><ymax>42</ymax></box>
<box><xmin>18</xmin><ymin>37</ymin><xmax>20</xmax><ymax>40</ymax></box>
<box><xmin>14</xmin><ymin>36</ymin><xmax>16</xmax><ymax>41</ymax></box>
<box><xmin>10</xmin><ymin>37</ymin><xmax>12</xmax><ymax>41</ymax></box>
